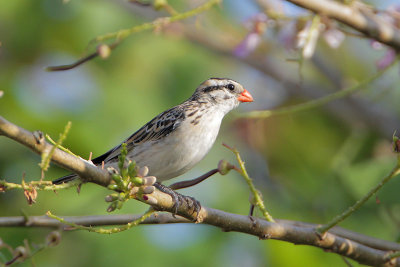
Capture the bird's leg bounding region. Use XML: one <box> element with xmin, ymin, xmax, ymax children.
<box><xmin>248</xmin><ymin>204</ymin><xmax>256</xmax><ymax>225</ymax></box>
<box><xmin>154</xmin><ymin>182</ymin><xmax>201</xmax><ymax>220</ymax></box>
<box><xmin>249</xmin><ymin>204</ymin><xmax>255</xmax><ymax>217</ymax></box>
<box><xmin>169</xmin><ymin>169</ymin><xmax>218</xmax><ymax>190</ymax></box>
<box><xmin>155</xmin><ymin>169</ymin><xmax>218</xmax><ymax>220</ymax></box>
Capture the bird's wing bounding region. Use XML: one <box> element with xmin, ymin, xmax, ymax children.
<box><xmin>91</xmin><ymin>106</ymin><xmax>186</xmax><ymax>165</ymax></box>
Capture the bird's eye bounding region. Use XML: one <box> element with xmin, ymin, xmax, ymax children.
<box><xmin>227</xmin><ymin>84</ymin><xmax>235</xmax><ymax>91</ymax></box>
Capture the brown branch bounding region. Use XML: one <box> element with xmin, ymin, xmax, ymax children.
<box><xmin>279</xmin><ymin>219</ymin><xmax>400</xmax><ymax>252</ymax></box>
<box><xmin>1</xmin><ymin>116</ymin><xmax>400</xmax><ymax>266</ymax></box>
<box><xmin>46</xmin><ymin>43</ymin><xmax>119</xmax><ymax>71</ymax></box>
<box><xmin>0</xmin><ymin>116</ymin><xmax>111</xmax><ymax>187</ymax></box>
<box><xmin>1</xmin><ymin>214</ymin><xmax>400</xmax><ymax>252</ymax></box>
<box><xmin>0</xmin><ymin>213</ymin><xmax>189</xmax><ymax>227</ymax></box>
<box><xmin>285</xmin><ymin>0</ymin><xmax>400</xmax><ymax>50</ymax></box>
<box><xmin>1</xmin><ymin>210</ymin><xmax>398</xmax><ymax>265</ymax></box>
<box><xmin>46</xmin><ymin>51</ymin><xmax>100</xmax><ymax>71</ymax></box>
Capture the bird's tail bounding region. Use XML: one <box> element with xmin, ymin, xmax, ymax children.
<box><xmin>52</xmin><ymin>173</ymin><xmax>78</xmax><ymax>184</ymax></box>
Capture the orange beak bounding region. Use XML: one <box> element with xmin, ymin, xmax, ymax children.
<box><xmin>237</xmin><ymin>89</ymin><xmax>254</xmax><ymax>103</ymax></box>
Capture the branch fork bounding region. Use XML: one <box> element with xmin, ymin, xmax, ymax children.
<box><xmin>1</xmin><ymin>116</ymin><xmax>400</xmax><ymax>265</ymax></box>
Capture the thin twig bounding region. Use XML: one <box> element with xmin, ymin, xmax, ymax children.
<box><xmin>0</xmin><ymin>180</ymin><xmax>76</xmax><ymax>192</ymax></box>
<box><xmin>46</xmin><ymin>0</ymin><xmax>221</xmax><ymax>71</ymax></box>
<box><xmin>40</xmin><ymin>121</ymin><xmax>71</xmax><ymax>171</ymax></box>
<box><xmin>46</xmin><ymin>50</ymin><xmax>103</xmax><ymax>71</ymax></box>
<box><xmin>93</xmin><ymin>0</ymin><xmax>220</xmax><ymax>43</ymax></box>
<box><xmin>46</xmin><ymin>133</ymin><xmax>79</xmax><ymax>157</ymax></box>
<box><xmin>241</xmin><ymin>57</ymin><xmax>398</xmax><ymax>119</ymax></box>
<box><xmin>46</xmin><ymin>208</ymin><xmax>154</xmax><ymax>234</ymax></box>
<box><xmin>316</xmin><ymin>161</ymin><xmax>400</xmax><ymax>235</ymax></box>
<box><xmin>223</xmin><ymin>144</ymin><xmax>275</xmax><ymax>222</ymax></box>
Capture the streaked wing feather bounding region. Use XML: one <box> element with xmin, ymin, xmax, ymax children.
<box><xmin>91</xmin><ymin>106</ymin><xmax>185</xmax><ymax>165</ymax></box>
<box><xmin>126</xmin><ymin>106</ymin><xmax>185</xmax><ymax>145</ymax></box>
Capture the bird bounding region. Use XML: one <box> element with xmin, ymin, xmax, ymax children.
<box><xmin>53</xmin><ymin>78</ymin><xmax>253</xmax><ymax>213</ymax></box>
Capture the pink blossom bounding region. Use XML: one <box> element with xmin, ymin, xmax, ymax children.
<box><xmin>233</xmin><ymin>13</ymin><xmax>267</xmax><ymax>58</ymax></box>
<box><xmin>370</xmin><ymin>40</ymin><xmax>384</xmax><ymax>50</ymax></box>
<box><xmin>323</xmin><ymin>27</ymin><xmax>345</xmax><ymax>49</ymax></box>
<box><xmin>376</xmin><ymin>48</ymin><xmax>396</xmax><ymax>69</ymax></box>
<box><xmin>296</xmin><ymin>21</ymin><xmax>321</xmax><ymax>59</ymax></box>
<box><xmin>234</xmin><ymin>32</ymin><xmax>262</xmax><ymax>58</ymax></box>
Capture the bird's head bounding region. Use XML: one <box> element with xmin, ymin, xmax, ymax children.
<box><xmin>191</xmin><ymin>78</ymin><xmax>253</xmax><ymax>114</ymax></box>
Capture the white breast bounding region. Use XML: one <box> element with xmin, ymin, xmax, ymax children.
<box><xmin>126</xmin><ymin>108</ymin><xmax>225</xmax><ymax>182</ymax></box>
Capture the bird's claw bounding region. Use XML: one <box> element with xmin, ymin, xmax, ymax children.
<box><xmin>154</xmin><ymin>182</ymin><xmax>201</xmax><ymax>221</ymax></box>
<box><xmin>33</xmin><ymin>130</ymin><xmax>44</xmax><ymax>145</ymax></box>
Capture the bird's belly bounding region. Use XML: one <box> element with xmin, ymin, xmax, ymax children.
<box><xmin>128</xmin><ymin>119</ymin><xmax>220</xmax><ymax>182</ymax></box>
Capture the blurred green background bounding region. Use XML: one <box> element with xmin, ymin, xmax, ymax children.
<box><xmin>1</xmin><ymin>0</ymin><xmax>400</xmax><ymax>266</ymax></box>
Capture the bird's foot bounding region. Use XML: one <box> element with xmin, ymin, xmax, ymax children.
<box><xmin>154</xmin><ymin>182</ymin><xmax>201</xmax><ymax>221</ymax></box>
